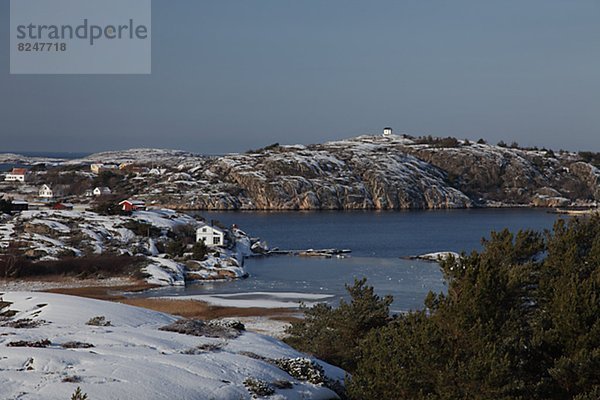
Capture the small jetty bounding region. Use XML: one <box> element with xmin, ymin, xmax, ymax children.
<box><xmin>265</xmin><ymin>248</ymin><xmax>352</xmax><ymax>258</ymax></box>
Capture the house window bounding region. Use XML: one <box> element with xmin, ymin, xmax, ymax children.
<box><xmin>202</xmin><ymin>228</ymin><xmax>207</xmax><ymax>232</ymax></box>
<box><xmin>213</xmin><ymin>236</ymin><xmax>221</xmax><ymax>245</ymax></box>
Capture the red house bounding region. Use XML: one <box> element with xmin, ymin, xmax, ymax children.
<box><xmin>118</xmin><ymin>200</ymin><xmax>146</xmax><ymax>212</ymax></box>
<box><xmin>52</xmin><ymin>202</ymin><xmax>74</xmax><ymax>210</ymax></box>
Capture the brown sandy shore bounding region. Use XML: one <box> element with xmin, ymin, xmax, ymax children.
<box><xmin>1</xmin><ymin>278</ymin><xmax>300</xmax><ymax>336</ymax></box>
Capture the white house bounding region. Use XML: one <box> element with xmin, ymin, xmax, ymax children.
<box><xmin>93</xmin><ymin>187</ymin><xmax>112</xmax><ymax>196</ymax></box>
<box><xmin>196</xmin><ymin>223</ymin><xmax>225</xmax><ymax>247</ymax></box>
<box><xmin>383</xmin><ymin>127</ymin><xmax>393</xmax><ymax>136</ymax></box>
<box><xmin>38</xmin><ymin>184</ymin><xmax>56</xmax><ymax>199</ymax></box>
<box><xmin>4</xmin><ymin>168</ymin><xmax>28</xmax><ymax>182</ymax></box>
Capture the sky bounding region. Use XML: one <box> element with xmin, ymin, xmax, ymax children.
<box><xmin>1</xmin><ymin>0</ymin><xmax>599</xmax><ymax>154</ymax></box>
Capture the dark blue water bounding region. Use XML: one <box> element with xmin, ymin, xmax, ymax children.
<box><xmin>147</xmin><ymin>209</ymin><xmax>560</xmax><ymax>312</ymax></box>
<box><xmin>0</xmin><ymin>151</ymin><xmax>91</xmax><ymax>159</ymax></box>
<box><xmin>0</xmin><ymin>152</ymin><xmax>91</xmax><ymax>172</ymax></box>
<box><xmin>202</xmin><ymin>209</ymin><xmax>559</xmax><ymax>257</ymax></box>
<box><xmin>0</xmin><ymin>163</ymin><xmax>24</xmax><ymax>172</ymax></box>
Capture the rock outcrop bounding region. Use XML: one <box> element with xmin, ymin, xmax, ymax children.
<box><xmin>80</xmin><ymin>135</ymin><xmax>600</xmax><ymax>210</ymax></box>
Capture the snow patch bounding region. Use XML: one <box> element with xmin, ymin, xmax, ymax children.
<box><xmin>0</xmin><ymin>292</ymin><xmax>344</xmax><ymax>400</ymax></box>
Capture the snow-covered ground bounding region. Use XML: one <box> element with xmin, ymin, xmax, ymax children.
<box><xmin>144</xmin><ymin>257</ymin><xmax>187</xmax><ymax>286</ymax></box>
<box><xmin>167</xmin><ymin>292</ymin><xmax>335</xmax><ymax>309</ymax></box>
<box><xmin>1</xmin><ymin>209</ymin><xmax>258</xmax><ymax>286</ymax></box>
<box><xmin>0</xmin><ymin>292</ymin><xmax>345</xmax><ymax>400</ymax></box>
<box><xmin>230</xmin><ymin>317</ymin><xmax>295</xmax><ymax>340</ymax></box>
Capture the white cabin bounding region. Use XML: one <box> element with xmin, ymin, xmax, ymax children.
<box><xmin>38</xmin><ymin>184</ymin><xmax>55</xmax><ymax>199</ymax></box>
<box><xmin>383</xmin><ymin>127</ymin><xmax>393</xmax><ymax>136</ymax></box>
<box><xmin>4</xmin><ymin>168</ymin><xmax>28</xmax><ymax>182</ymax></box>
<box><xmin>196</xmin><ymin>224</ymin><xmax>225</xmax><ymax>247</ymax></box>
<box><xmin>93</xmin><ymin>187</ymin><xmax>112</xmax><ymax>196</ymax></box>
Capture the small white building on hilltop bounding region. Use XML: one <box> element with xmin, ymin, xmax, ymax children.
<box><xmin>4</xmin><ymin>168</ymin><xmax>28</xmax><ymax>182</ymax></box>
<box><xmin>196</xmin><ymin>223</ymin><xmax>225</xmax><ymax>247</ymax></box>
<box><xmin>383</xmin><ymin>127</ymin><xmax>393</xmax><ymax>136</ymax></box>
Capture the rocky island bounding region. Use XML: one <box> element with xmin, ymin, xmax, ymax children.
<box><xmin>4</xmin><ymin>134</ymin><xmax>598</xmax><ymax>211</ymax></box>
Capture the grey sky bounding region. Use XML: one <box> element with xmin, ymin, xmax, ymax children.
<box><xmin>1</xmin><ymin>0</ymin><xmax>599</xmax><ymax>154</ymax></box>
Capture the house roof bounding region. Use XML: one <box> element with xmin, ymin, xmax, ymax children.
<box><xmin>9</xmin><ymin>168</ymin><xmax>27</xmax><ymax>175</ymax></box>
<box><xmin>119</xmin><ymin>199</ymin><xmax>146</xmax><ymax>206</ymax></box>
<box><xmin>197</xmin><ymin>223</ymin><xmax>224</xmax><ymax>234</ymax></box>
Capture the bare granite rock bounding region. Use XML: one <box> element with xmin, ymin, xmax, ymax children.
<box><xmin>118</xmin><ymin>135</ymin><xmax>599</xmax><ymax>210</ymax></box>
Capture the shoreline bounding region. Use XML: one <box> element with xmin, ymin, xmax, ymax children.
<box><xmin>176</xmin><ymin>205</ymin><xmax>565</xmax><ymax>212</ymax></box>
<box><xmin>1</xmin><ymin>278</ymin><xmax>301</xmax><ymax>338</ymax></box>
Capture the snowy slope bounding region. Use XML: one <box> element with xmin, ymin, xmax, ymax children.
<box><xmin>0</xmin><ymin>292</ymin><xmax>345</xmax><ymax>400</ymax></box>
<box><xmin>2</xmin><ymin>209</ymin><xmax>256</xmax><ymax>286</ymax></box>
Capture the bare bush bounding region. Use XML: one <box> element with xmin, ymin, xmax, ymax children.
<box><xmin>0</xmin><ymin>318</ymin><xmax>47</xmax><ymax>329</ymax></box>
<box><xmin>7</xmin><ymin>339</ymin><xmax>51</xmax><ymax>348</ymax></box>
<box><xmin>243</xmin><ymin>377</ymin><xmax>275</xmax><ymax>397</ymax></box>
<box><xmin>86</xmin><ymin>316</ymin><xmax>111</xmax><ymax>327</ymax></box>
<box><xmin>159</xmin><ymin>319</ymin><xmax>244</xmax><ymax>339</ymax></box>
<box><xmin>62</xmin><ymin>341</ymin><xmax>95</xmax><ymax>349</ymax></box>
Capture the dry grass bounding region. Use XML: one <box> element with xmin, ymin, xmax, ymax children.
<box><xmin>0</xmin><ymin>255</ymin><xmax>147</xmax><ymax>280</ymax></box>
<box><xmin>45</xmin><ymin>281</ymin><xmax>156</xmax><ymax>301</ymax></box>
<box><xmin>42</xmin><ymin>281</ymin><xmax>303</xmax><ymax>322</ymax></box>
<box><xmin>119</xmin><ymin>298</ymin><xmax>299</xmax><ymax>320</ymax></box>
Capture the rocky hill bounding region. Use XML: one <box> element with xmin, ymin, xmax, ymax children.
<box><xmin>0</xmin><ymin>208</ymin><xmax>259</xmax><ymax>285</ymax></box>
<box><xmin>106</xmin><ymin>135</ymin><xmax>599</xmax><ymax>210</ymax></box>
<box><xmin>4</xmin><ymin>135</ymin><xmax>599</xmax><ymax>210</ymax></box>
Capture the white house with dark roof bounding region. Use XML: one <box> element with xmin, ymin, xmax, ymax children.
<box><xmin>93</xmin><ymin>187</ymin><xmax>112</xmax><ymax>196</ymax></box>
<box><xmin>39</xmin><ymin>184</ymin><xmax>58</xmax><ymax>199</ymax></box>
<box><xmin>196</xmin><ymin>223</ymin><xmax>225</xmax><ymax>247</ymax></box>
